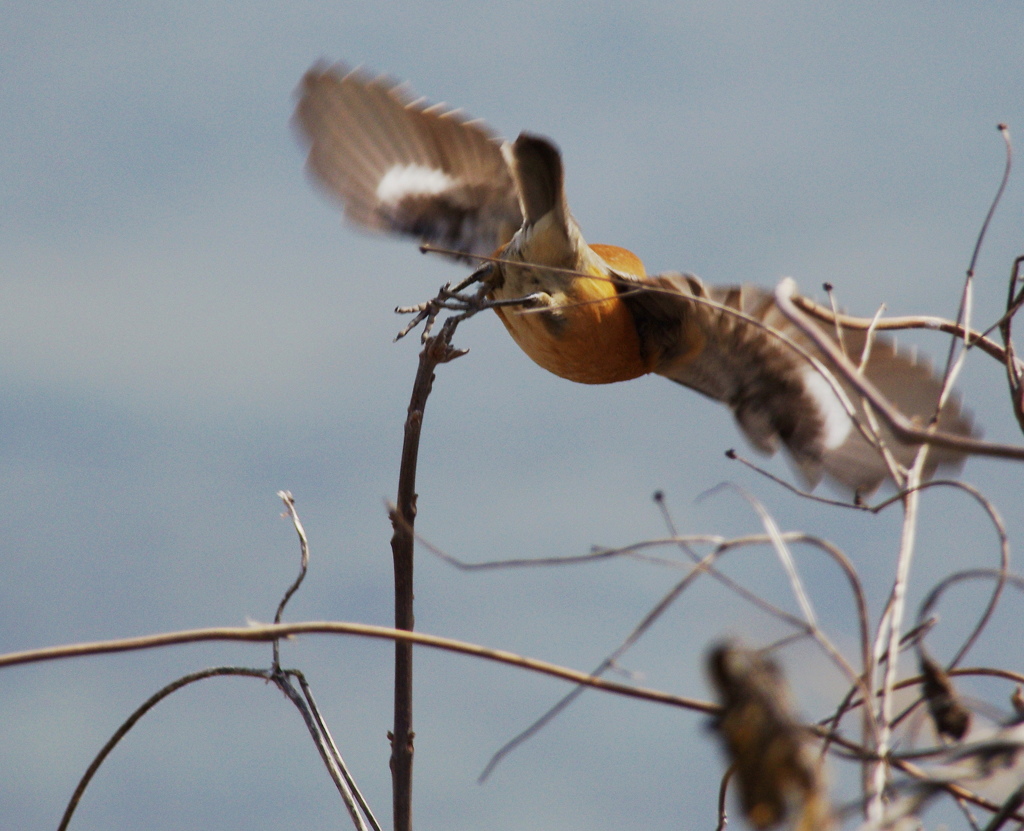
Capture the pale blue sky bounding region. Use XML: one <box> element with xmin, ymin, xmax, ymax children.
<box><xmin>3</xmin><ymin>3</ymin><xmax>1024</xmax><ymax>829</ymax></box>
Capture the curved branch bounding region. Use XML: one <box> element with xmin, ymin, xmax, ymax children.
<box><xmin>0</xmin><ymin>621</ymin><xmax>718</xmax><ymax>715</ymax></box>
<box><xmin>792</xmin><ymin>294</ymin><xmax>1024</xmax><ymax>371</ymax></box>
<box><xmin>777</xmin><ymin>279</ymin><xmax>1024</xmax><ymax>460</ymax></box>
<box><xmin>58</xmin><ymin>668</ymin><xmax>272</xmax><ymax>831</ymax></box>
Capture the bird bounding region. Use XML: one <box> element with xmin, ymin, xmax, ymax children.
<box><xmin>293</xmin><ymin>62</ymin><xmax>974</xmax><ymax>494</ymax></box>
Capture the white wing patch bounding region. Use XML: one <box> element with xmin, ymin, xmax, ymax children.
<box><xmin>801</xmin><ymin>367</ymin><xmax>854</xmax><ymax>450</ymax></box>
<box><xmin>376</xmin><ymin>164</ymin><xmax>457</xmax><ymax>204</ymax></box>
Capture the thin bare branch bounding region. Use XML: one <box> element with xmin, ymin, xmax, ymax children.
<box><xmin>716</xmin><ymin>765</ymin><xmax>734</xmax><ymax>831</ymax></box>
<box><xmin>724</xmin><ymin>448</ymin><xmax>870</xmax><ymax>509</ymax></box>
<box><xmin>969</xmin><ymin>125</ymin><xmax>1012</xmax><ymax>280</ymax></box>
<box><xmin>414</xmin><ymin>501</ymin><xmax>874</xmax><ymax>730</ymax></box>
<box><xmin>275</xmin><ymin>671</ymin><xmax>373</xmax><ymax>831</ymax></box>
<box><xmin>918</xmin><ymin>570</ymin><xmax>1024</xmax><ymax>652</ymax></box>
<box><xmin>274</xmin><ymin>490</ymin><xmax>310</xmax><ymax>670</ymax></box>
<box><xmin>478</xmin><ymin>541</ymin><xmax>727</xmax><ymax>782</ymax></box>
<box><xmin>726</xmin><ymin>487</ymin><xmax>819</xmax><ymax>628</ymax></box>
<box><xmin>923</xmin><ymin>485</ymin><xmax>1010</xmax><ymax>670</ymax></box>
<box><xmin>389</xmin><ymin>315</ymin><xmax>471</xmax><ymax>831</ymax></box>
<box><xmin>875</xmin><ymin>480</ymin><xmax>1012</xmax><ymax>738</ymax></box>
<box><xmin>293</xmin><ymin>671</ymin><xmax>383</xmax><ymax>831</ymax></box>
<box><xmin>818</xmin><ymin>620</ymin><xmax>936</xmax><ymax>769</ymax></box>
<box><xmin>822</xmin><ymin>282</ymin><xmax>849</xmax><ymax>354</ymax></box>
<box><xmin>792</xmin><ymin>295</ymin><xmax>1024</xmax><ymax>371</ymax></box>
<box><xmin>982</xmin><ymin>783</ymin><xmax>1024</xmax><ymax>831</ymax></box>
<box><xmin>0</xmin><ymin>621</ymin><xmax>718</xmax><ymax>714</ymax></box>
<box><xmin>776</xmin><ymin>279</ymin><xmax>1024</xmax><ymax>460</ymax></box>
<box><xmin>869</xmin><ymin>449</ymin><xmax>927</xmax><ymax>821</ymax></box>
<box><xmin>999</xmin><ymin>255</ymin><xmax>1024</xmax><ymax>433</ymax></box>
<box><xmin>57</xmin><ymin>667</ymin><xmax>272</xmax><ymax>831</ymax></box>
<box><xmin>933</xmin><ymin>125</ymin><xmax>1010</xmax><ymax>420</ymax></box>
<box><xmin>473</xmin><ymin>514</ymin><xmax>872</xmax><ymax>781</ymax></box>
<box><xmin>688</xmin><ymin>488</ymin><xmax>873</xmax><ymax>707</ymax></box>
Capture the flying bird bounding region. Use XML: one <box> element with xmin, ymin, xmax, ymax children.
<box><xmin>294</xmin><ymin>63</ymin><xmax>973</xmax><ymax>493</ymax></box>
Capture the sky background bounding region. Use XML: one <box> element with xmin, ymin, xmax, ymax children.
<box><xmin>3</xmin><ymin>3</ymin><xmax>1024</xmax><ymax>830</ymax></box>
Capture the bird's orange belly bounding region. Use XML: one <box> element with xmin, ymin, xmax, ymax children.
<box><xmin>493</xmin><ymin>285</ymin><xmax>651</xmax><ymax>385</ymax></box>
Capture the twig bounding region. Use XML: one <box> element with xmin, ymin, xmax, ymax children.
<box><xmin>60</xmin><ymin>665</ymin><xmax>380</xmax><ymax>831</ymax></box>
<box><xmin>57</xmin><ymin>667</ymin><xmax>272</xmax><ymax>831</ymax></box>
<box><xmin>690</xmin><ymin>487</ymin><xmax>872</xmax><ymax>697</ymax></box>
<box><xmin>274</xmin><ymin>490</ymin><xmax>310</xmax><ymax>670</ymax></box>
<box><xmin>955</xmin><ymin>793</ymin><xmax>986</xmax><ymax>831</ymax></box>
<box><xmin>791</xmin><ymin>295</ymin><xmax>1024</xmax><ymax>371</ymax></box>
<box><xmin>431</xmin><ymin>517</ymin><xmax>875</xmax><ymax>715</ymax></box>
<box><xmin>818</xmin><ymin>621</ymin><xmax>936</xmax><ymax>767</ymax></box>
<box><xmin>725</xmin><ymin>487</ymin><xmax>819</xmax><ymax>628</ymax></box>
<box><xmin>857</xmin><ymin>302</ymin><xmax>907</xmax><ymax>485</ymax></box>
<box><xmin>399</xmin><ymin>499</ymin><xmax>870</xmax><ymax>579</ymax></box>
<box><xmin>293</xmin><ymin>671</ymin><xmax>383</xmax><ymax>831</ymax></box>
<box><xmin>918</xmin><ymin>570</ymin><xmax>1024</xmax><ymax>665</ymax></box>
<box><xmin>776</xmin><ymin>279</ymin><xmax>1024</xmax><ymax>460</ymax></box>
<box><xmin>930</xmin><ymin>125</ymin><xmax>1011</xmax><ymax>443</ymax></box>
<box><xmin>820</xmin><ymin>662</ymin><xmax>1024</xmax><ymax>757</ymax></box>
<box><xmin>822</xmin><ymin>282</ymin><xmax>848</xmax><ymax>354</ymax></box>
<box><xmin>0</xmin><ymin>621</ymin><xmax>718</xmax><ymax>713</ymax></box>
<box><xmin>999</xmin><ymin>255</ymin><xmax>1024</xmax><ymax>434</ymax></box>
<box><xmin>410</xmin><ymin>504</ymin><xmax>872</xmax><ymax>726</ymax></box>
<box><xmin>394</xmin><ymin>282</ymin><xmax>542</xmax><ymax>343</ymax></box>
<box><xmin>724</xmin><ymin>448</ymin><xmax>870</xmax><ymax>510</ymax></box>
<box><xmin>271</xmin><ymin>495</ymin><xmax>378</xmax><ymax>831</ymax></box>
<box><xmin>275</xmin><ymin>670</ymin><xmax>373</xmax><ymax>831</ymax></box>
<box><xmin>398</xmin><ymin>500</ymin><xmax>873</xmax><ymax>781</ymax></box>
<box><xmin>716</xmin><ymin>765</ymin><xmax>734</xmax><ymax>831</ymax></box>
<box><xmin>60</xmin><ymin>492</ymin><xmax>379</xmax><ymax>831</ymax></box>
<box><xmin>826</xmin><ymin>477</ymin><xmax>1010</xmax><ymax>752</ymax></box>
<box><xmin>923</xmin><ymin>487</ymin><xmax>1010</xmax><ymax>670</ymax></box>
<box><xmin>970</xmin><ymin>126</ymin><xmax>1012</xmax><ymax>284</ymax></box>
<box><xmin>885</xmin><ymin>754</ymin><xmax>1024</xmax><ymax>823</ymax></box>
<box><xmin>389</xmin><ymin>315</ymin><xmax>469</xmax><ymax>831</ymax></box>
<box><xmin>983</xmin><ymin>783</ymin><xmax>1024</xmax><ymax>831</ymax></box>
<box><xmin>869</xmin><ymin>448</ymin><xmax>927</xmax><ymax>821</ymax></box>
<box><xmin>477</xmin><ymin>540</ymin><xmax>729</xmax><ymax>782</ymax></box>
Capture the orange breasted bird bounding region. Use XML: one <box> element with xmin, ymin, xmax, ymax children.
<box><xmin>294</xmin><ymin>63</ymin><xmax>973</xmax><ymax>493</ymax></box>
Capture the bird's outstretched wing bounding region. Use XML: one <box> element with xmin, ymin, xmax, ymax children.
<box><xmin>622</xmin><ymin>273</ymin><xmax>975</xmax><ymax>492</ymax></box>
<box><xmin>295</xmin><ymin>63</ymin><xmax>522</xmax><ymax>261</ymax></box>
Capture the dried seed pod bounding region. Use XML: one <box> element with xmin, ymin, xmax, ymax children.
<box><xmin>707</xmin><ymin>643</ymin><xmax>831</xmax><ymax>830</ymax></box>
<box><xmin>919</xmin><ymin>653</ymin><xmax>971</xmax><ymax>742</ymax></box>
<box><xmin>1010</xmin><ymin>685</ymin><xmax>1024</xmax><ymax>723</ymax></box>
